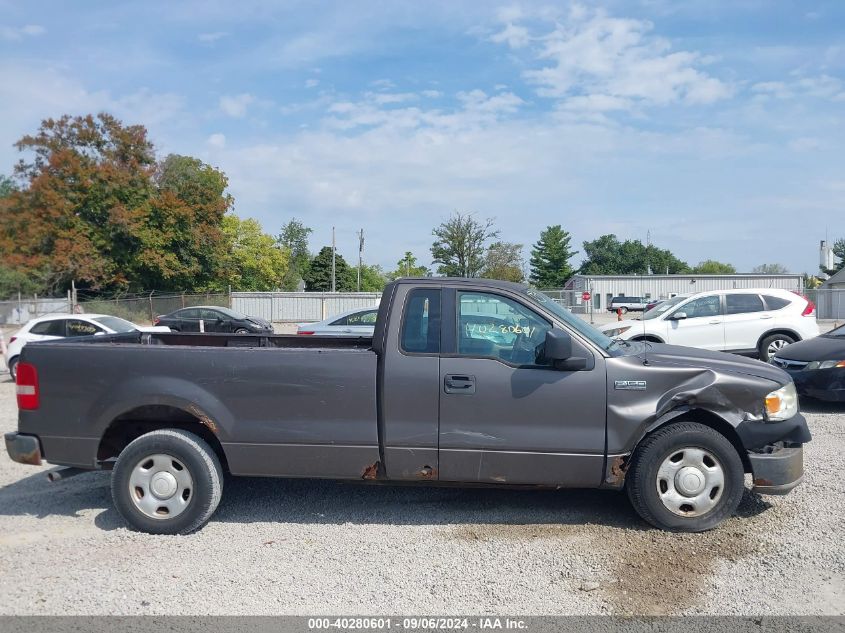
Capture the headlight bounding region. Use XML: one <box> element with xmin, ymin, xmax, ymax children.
<box><xmin>806</xmin><ymin>360</ymin><xmax>845</xmax><ymax>370</ymax></box>
<box><xmin>764</xmin><ymin>383</ymin><xmax>799</xmax><ymax>421</ymax></box>
<box><xmin>604</xmin><ymin>326</ymin><xmax>632</xmax><ymax>337</ymax></box>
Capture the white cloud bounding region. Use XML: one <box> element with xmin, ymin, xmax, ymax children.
<box><xmin>421</xmin><ymin>90</ymin><xmax>442</xmax><ymax>98</ymax></box>
<box><xmin>219</xmin><ymin>93</ymin><xmax>255</xmax><ymax>118</ymax></box>
<box><xmin>490</xmin><ymin>7</ymin><xmax>732</xmax><ymax>111</ymax></box>
<box><xmin>305</xmin><ymin>78</ymin><xmax>320</xmax><ymax>88</ymax></box>
<box><xmin>198</xmin><ymin>31</ymin><xmax>227</xmax><ymax>43</ymax></box>
<box><xmin>207</xmin><ymin>133</ymin><xmax>226</xmax><ymax>149</ymax></box>
<box><xmin>1</xmin><ymin>24</ymin><xmax>45</xmax><ymax>40</ymax></box>
<box><xmin>752</xmin><ymin>74</ymin><xmax>845</xmax><ymax>101</ymax></box>
<box><xmin>490</xmin><ymin>22</ymin><xmax>530</xmax><ymax>49</ymax></box>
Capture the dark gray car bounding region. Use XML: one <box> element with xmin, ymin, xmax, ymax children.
<box><xmin>6</xmin><ymin>278</ymin><xmax>809</xmax><ymax>535</ymax></box>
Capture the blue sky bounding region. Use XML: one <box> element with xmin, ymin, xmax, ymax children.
<box><xmin>1</xmin><ymin>0</ymin><xmax>843</xmax><ymax>275</ymax></box>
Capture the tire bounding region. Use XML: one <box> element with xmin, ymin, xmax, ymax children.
<box><xmin>111</xmin><ymin>429</ymin><xmax>223</xmax><ymax>535</ymax></box>
<box><xmin>7</xmin><ymin>357</ymin><xmax>18</xmax><ymax>382</ymax></box>
<box><xmin>619</xmin><ymin>306</ymin><xmax>628</xmax><ymax>314</ymax></box>
<box><xmin>626</xmin><ymin>422</ymin><xmax>744</xmax><ymax>532</ymax></box>
<box><xmin>759</xmin><ymin>333</ymin><xmax>795</xmax><ymax>362</ymax></box>
<box><xmin>234</xmin><ymin>328</ymin><xmax>250</xmax><ymax>334</ymax></box>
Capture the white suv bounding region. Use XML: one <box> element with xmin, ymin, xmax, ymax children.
<box><xmin>600</xmin><ymin>288</ymin><xmax>819</xmax><ymax>361</ymax></box>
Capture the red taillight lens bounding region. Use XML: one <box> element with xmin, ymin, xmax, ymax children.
<box><xmin>297</xmin><ymin>331</ymin><xmax>315</xmax><ymax>336</ymax></box>
<box><xmin>802</xmin><ymin>299</ymin><xmax>816</xmax><ymax>317</ymax></box>
<box><xmin>16</xmin><ymin>362</ymin><xmax>39</xmax><ymax>410</ymax></box>
<box><xmin>153</xmin><ymin>317</ymin><xmax>160</xmax><ymax>325</ymax></box>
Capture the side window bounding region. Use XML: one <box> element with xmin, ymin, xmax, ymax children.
<box><xmin>762</xmin><ymin>295</ymin><xmax>790</xmax><ymax>311</ymax></box>
<box><xmin>30</xmin><ymin>320</ymin><xmax>65</xmax><ymax>336</ymax></box>
<box><xmin>347</xmin><ymin>310</ymin><xmax>378</xmax><ymax>326</ymax></box>
<box><xmin>180</xmin><ymin>309</ymin><xmax>200</xmax><ymax>319</ymax></box>
<box><xmin>65</xmin><ymin>320</ymin><xmax>102</xmax><ymax>337</ymax></box>
<box><xmin>726</xmin><ymin>294</ymin><xmax>765</xmax><ymax>315</ymax></box>
<box><xmin>400</xmin><ymin>289</ymin><xmax>441</xmax><ymax>354</ymax></box>
<box><xmin>200</xmin><ymin>308</ymin><xmax>221</xmax><ymax>321</ymax></box>
<box><xmin>457</xmin><ymin>292</ymin><xmax>551</xmax><ymax>365</ymax></box>
<box><xmin>329</xmin><ymin>315</ymin><xmax>349</xmax><ymax>326</ymax></box>
<box><xmin>679</xmin><ymin>296</ymin><xmax>722</xmax><ymax>319</ymax></box>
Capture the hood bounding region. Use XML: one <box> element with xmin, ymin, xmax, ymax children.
<box><xmin>630</xmin><ymin>342</ymin><xmax>790</xmax><ymax>385</ymax></box>
<box><xmin>774</xmin><ymin>335</ymin><xmax>845</xmax><ymax>362</ymax></box>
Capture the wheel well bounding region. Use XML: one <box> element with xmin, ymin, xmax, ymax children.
<box><xmin>98</xmin><ymin>405</ymin><xmax>229</xmax><ymax>472</ymax></box>
<box><xmin>756</xmin><ymin>329</ymin><xmax>800</xmax><ymax>350</ymax></box>
<box><xmin>630</xmin><ymin>335</ymin><xmax>663</xmax><ymax>343</ymax></box>
<box><xmin>644</xmin><ymin>409</ymin><xmax>751</xmax><ymax>473</ymax></box>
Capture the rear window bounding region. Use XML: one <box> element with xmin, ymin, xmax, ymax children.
<box><xmin>726</xmin><ymin>294</ymin><xmax>764</xmax><ymax>315</ymax></box>
<box><xmin>762</xmin><ymin>295</ymin><xmax>790</xmax><ymax>310</ymax></box>
<box><xmin>29</xmin><ymin>320</ymin><xmax>65</xmax><ymax>336</ymax></box>
<box><xmin>400</xmin><ymin>289</ymin><xmax>441</xmax><ymax>354</ymax></box>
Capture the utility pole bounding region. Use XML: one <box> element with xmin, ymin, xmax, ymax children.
<box><xmin>357</xmin><ymin>228</ymin><xmax>364</xmax><ymax>292</ymax></box>
<box><xmin>406</xmin><ymin>253</ymin><xmax>411</xmax><ymax>277</ymax></box>
<box><xmin>331</xmin><ymin>226</ymin><xmax>336</xmax><ymax>293</ymax></box>
<box><xmin>646</xmin><ymin>229</ymin><xmax>652</xmax><ymax>275</ymax></box>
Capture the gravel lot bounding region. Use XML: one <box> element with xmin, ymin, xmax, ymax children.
<box><xmin>0</xmin><ymin>374</ymin><xmax>843</xmax><ymax>616</ymax></box>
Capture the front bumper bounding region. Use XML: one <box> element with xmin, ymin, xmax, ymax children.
<box><xmin>4</xmin><ymin>432</ymin><xmax>42</xmax><ymax>465</ymax></box>
<box><xmin>749</xmin><ymin>444</ymin><xmax>803</xmax><ymax>495</ymax></box>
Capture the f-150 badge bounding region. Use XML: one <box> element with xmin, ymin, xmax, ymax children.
<box><xmin>615</xmin><ymin>380</ymin><xmax>647</xmax><ymax>390</ymax></box>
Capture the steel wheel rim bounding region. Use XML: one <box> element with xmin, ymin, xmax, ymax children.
<box><xmin>656</xmin><ymin>447</ymin><xmax>725</xmax><ymax>517</ymax></box>
<box><xmin>767</xmin><ymin>339</ymin><xmax>789</xmax><ymax>358</ymax></box>
<box><xmin>128</xmin><ymin>453</ymin><xmax>194</xmax><ymax>520</ymax></box>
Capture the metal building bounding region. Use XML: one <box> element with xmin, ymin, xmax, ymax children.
<box><xmin>560</xmin><ymin>274</ymin><xmax>805</xmax><ymax>313</ymax></box>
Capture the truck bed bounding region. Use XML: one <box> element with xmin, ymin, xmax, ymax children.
<box><xmin>18</xmin><ymin>332</ymin><xmax>380</xmax><ymax>477</ymax></box>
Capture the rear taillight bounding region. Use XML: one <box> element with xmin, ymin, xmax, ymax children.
<box><xmin>153</xmin><ymin>317</ymin><xmax>160</xmax><ymax>325</ymax></box>
<box><xmin>297</xmin><ymin>331</ymin><xmax>315</xmax><ymax>336</ymax></box>
<box><xmin>802</xmin><ymin>299</ymin><xmax>816</xmax><ymax>317</ymax></box>
<box><xmin>16</xmin><ymin>362</ymin><xmax>39</xmax><ymax>410</ymax></box>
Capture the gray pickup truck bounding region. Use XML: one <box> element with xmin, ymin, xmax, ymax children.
<box><xmin>6</xmin><ymin>278</ymin><xmax>810</xmax><ymax>535</ymax></box>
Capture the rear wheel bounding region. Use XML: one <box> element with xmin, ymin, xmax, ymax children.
<box><xmin>234</xmin><ymin>328</ymin><xmax>250</xmax><ymax>334</ymax></box>
<box><xmin>111</xmin><ymin>429</ymin><xmax>223</xmax><ymax>534</ymax></box>
<box><xmin>759</xmin><ymin>334</ymin><xmax>795</xmax><ymax>362</ymax></box>
<box><xmin>626</xmin><ymin>422</ymin><xmax>744</xmax><ymax>532</ymax></box>
<box><xmin>619</xmin><ymin>306</ymin><xmax>628</xmax><ymax>314</ymax></box>
<box><xmin>7</xmin><ymin>357</ymin><xmax>17</xmax><ymax>382</ymax></box>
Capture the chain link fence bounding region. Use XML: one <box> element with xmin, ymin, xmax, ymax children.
<box><xmin>76</xmin><ymin>292</ymin><xmax>230</xmax><ymax>325</ymax></box>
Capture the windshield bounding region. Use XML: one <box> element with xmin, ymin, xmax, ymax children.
<box><xmin>91</xmin><ymin>316</ymin><xmax>138</xmax><ymax>333</ymax></box>
<box><xmin>825</xmin><ymin>324</ymin><xmax>845</xmax><ymax>337</ymax></box>
<box><xmin>643</xmin><ymin>296</ymin><xmax>687</xmax><ymax>320</ymax></box>
<box><xmin>525</xmin><ymin>289</ymin><xmax>621</xmax><ymax>354</ymax></box>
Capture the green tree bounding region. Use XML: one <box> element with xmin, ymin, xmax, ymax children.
<box><xmin>304</xmin><ymin>246</ymin><xmax>355</xmax><ymax>291</ymax></box>
<box><xmin>388</xmin><ymin>252</ymin><xmax>430</xmax><ymax>279</ymax></box>
<box><xmin>277</xmin><ymin>218</ymin><xmax>313</xmax><ymax>290</ymax></box>
<box><xmin>358</xmin><ymin>264</ymin><xmax>387</xmax><ymax>292</ymax></box>
<box><xmin>752</xmin><ymin>263</ymin><xmax>789</xmax><ymax>274</ymax></box>
<box><xmin>580</xmin><ymin>234</ymin><xmax>690</xmax><ymax>275</ymax></box>
<box><xmin>821</xmin><ymin>239</ymin><xmax>844</xmax><ymax>276</ymax></box>
<box><xmin>692</xmin><ymin>260</ymin><xmax>737</xmax><ymax>274</ymax></box>
<box><xmin>431</xmin><ymin>211</ymin><xmax>499</xmax><ymax>277</ymax></box>
<box><xmin>0</xmin><ymin>114</ymin><xmax>232</xmax><ymax>294</ymax></box>
<box><xmin>529</xmin><ymin>225</ymin><xmax>577</xmax><ymax>288</ymax></box>
<box><xmin>221</xmin><ymin>215</ymin><xmax>290</xmax><ymax>291</ymax></box>
<box><xmin>0</xmin><ymin>175</ymin><xmax>16</xmax><ymax>198</ymax></box>
<box><xmin>482</xmin><ymin>241</ymin><xmax>525</xmax><ymax>282</ymax></box>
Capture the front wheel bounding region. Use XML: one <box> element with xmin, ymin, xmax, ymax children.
<box><xmin>759</xmin><ymin>333</ymin><xmax>795</xmax><ymax>362</ymax></box>
<box><xmin>626</xmin><ymin>422</ymin><xmax>744</xmax><ymax>532</ymax></box>
<box><xmin>619</xmin><ymin>306</ymin><xmax>628</xmax><ymax>314</ymax></box>
<box><xmin>111</xmin><ymin>429</ymin><xmax>223</xmax><ymax>534</ymax></box>
<box><xmin>234</xmin><ymin>328</ymin><xmax>250</xmax><ymax>334</ymax></box>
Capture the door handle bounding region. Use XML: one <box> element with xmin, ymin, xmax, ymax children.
<box><xmin>444</xmin><ymin>374</ymin><xmax>476</xmax><ymax>394</ymax></box>
<box><xmin>709</xmin><ymin>320</ymin><xmax>721</xmax><ymax>325</ymax></box>
<box><xmin>760</xmin><ymin>315</ymin><xmax>773</xmax><ymax>320</ymax></box>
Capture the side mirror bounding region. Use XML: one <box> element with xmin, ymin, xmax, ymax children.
<box><xmin>669</xmin><ymin>312</ymin><xmax>688</xmax><ymax>321</ymax></box>
<box><xmin>544</xmin><ymin>328</ymin><xmax>572</xmax><ymax>360</ymax></box>
<box><xmin>544</xmin><ymin>329</ymin><xmax>588</xmax><ymax>371</ymax></box>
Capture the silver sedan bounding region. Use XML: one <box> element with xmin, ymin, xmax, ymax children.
<box><xmin>296</xmin><ymin>306</ymin><xmax>379</xmax><ymax>336</ymax></box>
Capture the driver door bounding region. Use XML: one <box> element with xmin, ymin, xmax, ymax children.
<box><xmin>665</xmin><ymin>295</ymin><xmax>725</xmax><ymax>351</ymax></box>
<box><xmin>438</xmin><ymin>289</ymin><xmax>606</xmax><ymax>487</ymax></box>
